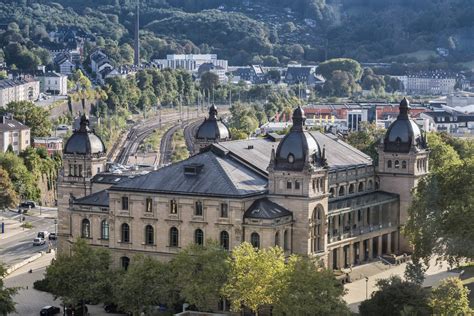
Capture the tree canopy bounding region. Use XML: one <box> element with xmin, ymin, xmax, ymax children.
<box><xmin>0</xmin><ymin>263</ymin><xmax>18</xmax><ymax>316</ymax></box>
<box><xmin>405</xmin><ymin>133</ymin><xmax>474</xmax><ymax>264</ymax></box>
<box><xmin>0</xmin><ymin>101</ymin><xmax>52</xmax><ymax>138</ymax></box>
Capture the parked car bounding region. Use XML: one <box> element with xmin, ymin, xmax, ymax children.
<box><xmin>40</xmin><ymin>305</ymin><xmax>60</xmax><ymax>315</ymax></box>
<box><xmin>37</xmin><ymin>231</ymin><xmax>49</xmax><ymax>239</ymax></box>
<box><xmin>33</xmin><ymin>237</ymin><xmax>45</xmax><ymax>246</ymax></box>
<box><xmin>19</xmin><ymin>201</ymin><xmax>36</xmax><ymax>209</ymax></box>
<box><xmin>56</xmin><ymin>125</ymin><xmax>70</xmax><ymax>131</ymax></box>
<box><xmin>48</xmin><ymin>233</ymin><xmax>57</xmax><ymax>240</ymax></box>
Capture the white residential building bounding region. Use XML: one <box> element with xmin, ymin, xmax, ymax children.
<box><xmin>0</xmin><ymin>115</ymin><xmax>30</xmax><ymax>154</ymax></box>
<box><xmin>0</xmin><ymin>78</ymin><xmax>40</xmax><ymax>108</ymax></box>
<box><xmin>154</xmin><ymin>54</ymin><xmax>228</xmax><ymax>72</ymax></box>
<box><xmin>39</xmin><ymin>72</ymin><xmax>68</xmax><ymax>95</ymax></box>
<box><xmin>406</xmin><ymin>73</ymin><xmax>456</xmax><ymax>95</ymax></box>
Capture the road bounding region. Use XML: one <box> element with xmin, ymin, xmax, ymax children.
<box><xmin>0</xmin><ymin>208</ymin><xmax>56</xmax><ymax>267</ymax></box>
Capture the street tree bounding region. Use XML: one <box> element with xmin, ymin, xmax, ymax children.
<box><xmin>346</xmin><ymin>122</ymin><xmax>385</xmax><ymax>162</ymax></box>
<box><xmin>316</xmin><ymin>58</ymin><xmax>363</xmax><ymax>81</ymax></box>
<box><xmin>0</xmin><ymin>263</ymin><xmax>18</xmax><ymax>316</ymax></box>
<box><xmin>273</xmin><ymin>256</ymin><xmax>350</xmax><ymax>316</ymax></box>
<box><xmin>222</xmin><ymin>243</ymin><xmax>286</xmax><ymax>314</ymax></box>
<box><xmin>114</xmin><ymin>256</ymin><xmax>174</xmax><ymax>316</ymax></box>
<box><xmin>429</xmin><ymin>277</ymin><xmax>472</xmax><ymax>315</ymax></box>
<box><xmin>405</xmin><ymin>157</ymin><xmax>474</xmax><ymax>264</ymax></box>
<box><xmin>44</xmin><ymin>239</ymin><xmax>112</xmax><ymax>312</ymax></box>
<box><xmin>359</xmin><ymin>276</ymin><xmax>431</xmax><ymax>316</ymax></box>
<box><xmin>0</xmin><ymin>167</ymin><xmax>19</xmax><ymax>209</ymax></box>
<box><xmin>200</xmin><ymin>71</ymin><xmax>219</xmax><ymax>97</ymax></box>
<box><xmin>0</xmin><ymin>101</ymin><xmax>51</xmax><ymax>138</ymax></box>
<box><xmin>171</xmin><ymin>240</ymin><xmax>230</xmax><ymax>312</ymax></box>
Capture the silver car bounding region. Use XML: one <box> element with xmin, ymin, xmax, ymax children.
<box><xmin>33</xmin><ymin>237</ymin><xmax>45</xmax><ymax>246</ymax></box>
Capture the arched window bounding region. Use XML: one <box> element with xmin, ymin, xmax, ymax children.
<box><xmin>349</xmin><ymin>183</ymin><xmax>355</xmax><ymax>194</ymax></box>
<box><xmin>194</xmin><ymin>229</ymin><xmax>204</xmax><ymax>245</ymax></box>
<box><xmin>220</xmin><ymin>231</ymin><xmax>229</xmax><ymax>250</ymax></box>
<box><xmin>329</xmin><ymin>188</ymin><xmax>335</xmax><ymax>198</ymax></box>
<box><xmin>310</xmin><ymin>206</ymin><xmax>323</xmax><ymax>252</ymax></box>
<box><xmin>250</xmin><ymin>232</ymin><xmax>260</xmax><ymax>249</ymax></box>
<box><xmin>120</xmin><ymin>256</ymin><xmax>130</xmax><ymax>271</ymax></box>
<box><xmin>358</xmin><ymin>182</ymin><xmax>364</xmax><ymax>192</ymax></box>
<box><xmin>283</xmin><ymin>229</ymin><xmax>289</xmax><ymax>251</ymax></box>
<box><xmin>338</xmin><ymin>186</ymin><xmax>345</xmax><ymax>197</ymax></box>
<box><xmin>368</xmin><ymin>180</ymin><xmax>373</xmax><ymax>190</ymax></box>
<box><xmin>387</xmin><ymin>160</ymin><xmax>392</xmax><ymax>168</ymax></box>
<box><xmin>101</xmin><ymin>220</ymin><xmax>109</xmax><ymax>240</ymax></box>
<box><xmin>394</xmin><ymin>160</ymin><xmax>400</xmax><ymax>168</ymax></box>
<box><xmin>275</xmin><ymin>231</ymin><xmax>280</xmax><ymax>247</ymax></box>
<box><xmin>81</xmin><ymin>219</ymin><xmax>90</xmax><ymax>238</ymax></box>
<box><xmin>121</xmin><ymin>223</ymin><xmax>130</xmax><ymax>243</ymax></box>
<box><xmin>402</xmin><ymin>160</ymin><xmax>407</xmax><ymax>169</ymax></box>
<box><xmin>169</xmin><ymin>227</ymin><xmax>179</xmax><ymax>247</ymax></box>
<box><xmin>145</xmin><ymin>225</ymin><xmax>154</xmax><ymax>245</ymax></box>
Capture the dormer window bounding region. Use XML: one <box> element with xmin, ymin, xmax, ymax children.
<box><xmin>184</xmin><ymin>164</ymin><xmax>203</xmax><ymax>176</ymax></box>
<box><xmin>287</xmin><ymin>154</ymin><xmax>295</xmax><ymax>164</ymax></box>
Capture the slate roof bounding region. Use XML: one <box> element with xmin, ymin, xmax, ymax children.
<box><xmin>73</xmin><ymin>190</ymin><xmax>109</xmax><ymax>207</ymax></box>
<box><xmin>91</xmin><ymin>173</ymin><xmax>145</xmax><ymax>185</ymax></box>
<box><xmin>110</xmin><ymin>149</ymin><xmax>267</xmax><ymax>197</ymax></box>
<box><xmin>0</xmin><ymin>116</ymin><xmax>30</xmax><ymax>132</ymax></box>
<box><xmin>244</xmin><ymin>198</ymin><xmax>292</xmax><ymax>219</ymax></box>
<box><xmin>215</xmin><ymin>131</ymin><xmax>372</xmax><ymax>174</ymax></box>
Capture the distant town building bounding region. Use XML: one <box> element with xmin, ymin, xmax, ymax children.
<box><xmin>232</xmin><ymin>65</ymin><xmax>266</xmax><ymax>84</ymax></box>
<box><xmin>405</xmin><ymin>72</ymin><xmax>456</xmax><ymax>95</ymax></box>
<box><xmin>197</xmin><ymin>63</ymin><xmax>228</xmax><ymax>83</ymax></box>
<box><xmin>446</xmin><ymin>92</ymin><xmax>474</xmax><ymax>110</ymax></box>
<box><xmin>38</xmin><ymin>72</ymin><xmax>68</xmax><ymax>95</ymax></box>
<box><xmin>154</xmin><ymin>54</ymin><xmax>228</xmax><ymax>72</ymax></box>
<box><xmin>0</xmin><ymin>78</ymin><xmax>40</xmax><ymax>107</ymax></box>
<box><xmin>33</xmin><ymin>136</ymin><xmax>63</xmax><ymax>156</ymax></box>
<box><xmin>0</xmin><ymin>115</ymin><xmax>30</xmax><ymax>154</ymax></box>
<box><xmin>420</xmin><ymin>111</ymin><xmax>474</xmax><ymax>135</ymax></box>
<box><xmin>90</xmin><ymin>50</ymin><xmax>113</xmax><ymax>74</ymax></box>
<box><xmin>284</xmin><ymin>65</ymin><xmax>322</xmax><ymax>86</ymax></box>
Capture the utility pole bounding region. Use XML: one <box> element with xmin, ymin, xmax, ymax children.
<box><xmin>134</xmin><ymin>0</ymin><xmax>140</xmax><ymax>66</ymax></box>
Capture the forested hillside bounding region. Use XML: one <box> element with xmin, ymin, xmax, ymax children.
<box><xmin>2</xmin><ymin>0</ymin><xmax>473</xmax><ymax>66</ymax></box>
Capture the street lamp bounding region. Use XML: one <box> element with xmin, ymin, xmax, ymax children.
<box><xmin>365</xmin><ymin>276</ymin><xmax>369</xmax><ymax>299</ymax></box>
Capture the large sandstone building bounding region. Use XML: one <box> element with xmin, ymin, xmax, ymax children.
<box><xmin>57</xmin><ymin>98</ymin><xmax>428</xmax><ymax>271</ymax></box>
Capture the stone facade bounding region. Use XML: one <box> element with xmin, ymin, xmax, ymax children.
<box><xmin>58</xmin><ymin>99</ymin><xmax>429</xmax><ymax>272</ymax></box>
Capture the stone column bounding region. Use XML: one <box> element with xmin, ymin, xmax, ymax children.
<box><xmin>377</xmin><ymin>235</ymin><xmax>383</xmax><ymax>256</ymax></box>
<box><xmin>349</xmin><ymin>243</ymin><xmax>354</xmax><ymax>266</ymax></box>
<box><xmin>368</xmin><ymin>238</ymin><xmax>373</xmax><ymax>260</ymax></box>
<box><xmin>387</xmin><ymin>233</ymin><xmax>392</xmax><ymax>254</ymax></box>
<box><xmin>359</xmin><ymin>241</ymin><xmax>365</xmax><ymax>263</ymax></box>
<box><xmin>338</xmin><ymin>247</ymin><xmax>344</xmax><ymax>269</ymax></box>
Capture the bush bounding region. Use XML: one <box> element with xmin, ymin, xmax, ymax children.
<box><xmin>33</xmin><ymin>278</ymin><xmax>51</xmax><ymax>292</ymax></box>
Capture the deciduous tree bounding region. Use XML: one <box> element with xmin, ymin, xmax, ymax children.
<box><xmin>0</xmin><ymin>167</ymin><xmax>19</xmax><ymax>209</ymax></box>
<box><xmin>429</xmin><ymin>277</ymin><xmax>472</xmax><ymax>315</ymax></box>
<box><xmin>359</xmin><ymin>276</ymin><xmax>431</xmax><ymax>316</ymax></box>
<box><xmin>0</xmin><ymin>263</ymin><xmax>18</xmax><ymax>316</ymax></box>
<box><xmin>171</xmin><ymin>241</ymin><xmax>229</xmax><ymax>312</ymax></box>
<box><xmin>222</xmin><ymin>243</ymin><xmax>286</xmax><ymax>314</ymax></box>
<box><xmin>273</xmin><ymin>256</ymin><xmax>349</xmax><ymax>316</ymax></box>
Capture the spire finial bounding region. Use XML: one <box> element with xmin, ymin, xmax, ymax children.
<box><xmin>398</xmin><ymin>97</ymin><xmax>410</xmax><ymax>119</ymax></box>
<box><xmin>209</xmin><ymin>104</ymin><xmax>218</xmax><ymax>120</ymax></box>
<box><xmin>291</xmin><ymin>106</ymin><xmax>306</xmax><ymax>131</ymax></box>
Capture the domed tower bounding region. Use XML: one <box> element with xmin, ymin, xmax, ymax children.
<box><xmin>194</xmin><ymin>104</ymin><xmax>231</xmax><ymax>153</ymax></box>
<box><xmin>57</xmin><ymin>114</ymin><xmax>107</xmax><ymax>252</ymax></box>
<box><xmin>377</xmin><ymin>98</ymin><xmax>429</xmax><ymax>250</ymax></box>
<box><xmin>267</xmin><ymin>106</ymin><xmax>329</xmax><ymax>258</ymax></box>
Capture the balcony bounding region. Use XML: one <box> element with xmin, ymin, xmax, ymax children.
<box><xmin>328</xmin><ymin>222</ymin><xmax>394</xmax><ymax>243</ymax></box>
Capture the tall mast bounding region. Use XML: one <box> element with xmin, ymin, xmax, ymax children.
<box><xmin>134</xmin><ymin>0</ymin><xmax>140</xmax><ymax>65</ymax></box>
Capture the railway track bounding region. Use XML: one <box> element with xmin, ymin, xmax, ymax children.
<box><xmin>114</xmin><ymin>113</ymin><xmax>181</xmax><ymax>165</ymax></box>
<box><xmin>183</xmin><ymin>119</ymin><xmax>203</xmax><ymax>154</ymax></box>
<box><xmin>158</xmin><ymin>118</ymin><xmax>203</xmax><ymax>167</ymax></box>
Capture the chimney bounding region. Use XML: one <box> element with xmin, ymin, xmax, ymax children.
<box><xmin>134</xmin><ymin>0</ymin><xmax>140</xmax><ymax>66</ymax></box>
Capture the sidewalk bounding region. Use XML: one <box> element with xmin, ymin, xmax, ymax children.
<box><xmin>343</xmin><ymin>259</ymin><xmax>460</xmax><ymax>312</ymax></box>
